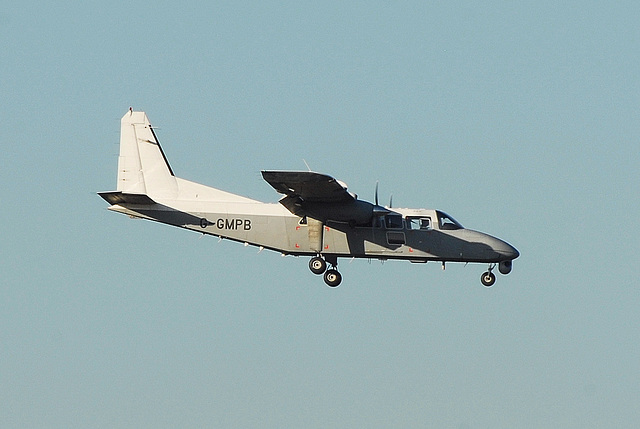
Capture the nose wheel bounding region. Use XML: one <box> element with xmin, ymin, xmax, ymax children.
<box><xmin>481</xmin><ymin>264</ymin><xmax>496</xmax><ymax>287</ymax></box>
<box><xmin>309</xmin><ymin>255</ymin><xmax>342</xmax><ymax>287</ymax></box>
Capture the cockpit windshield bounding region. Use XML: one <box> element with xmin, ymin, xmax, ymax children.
<box><xmin>436</xmin><ymin>211</ymin><xmax>464</xmax><ymax>230</ymax></box>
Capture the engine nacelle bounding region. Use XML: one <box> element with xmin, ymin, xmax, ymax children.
<box><xmin>498</xmin><ymin>260</ymin><xmax>513</xmax><ymax>275</ymax></box>
<box><xmin>304</xmin><ymin>200</ymin><xmax>377</xmax><ymax>226</ymax></box>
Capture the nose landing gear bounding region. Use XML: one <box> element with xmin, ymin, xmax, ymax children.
<box><xmin>309</xmin><ymin>255</ymin><xmax>342</xmax><ymax>287</ymax></box>
<box><xmin>481</xmin><ymin>264</ymin><xmax>496</xmax><ymax>287</ymax></box>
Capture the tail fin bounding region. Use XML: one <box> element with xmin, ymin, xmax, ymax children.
<box><xmin>102</xmin><ymin>109</ymin><xmax>260</xmax><ymax>206</ymax></box>
<box><xmin>116</xmin><ymin>110</ymin><xmax>178</xmax><ymax>199</ymax></box>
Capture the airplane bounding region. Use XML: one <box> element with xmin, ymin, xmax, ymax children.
<box><xmin>99</xmin><ymin>110</ymin><xmax>519</xmax><ymax>287</ymax></box>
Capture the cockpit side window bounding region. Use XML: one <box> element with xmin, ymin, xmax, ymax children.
<box><xmin>385</xmin><ymin>214</ymin><xmax>404</xmax><ymax>229</ymax></box>
<box><xmin>407</xmin><ymin>217</ymin><xmax>432</xmax><ymax>230</ymax></box>
<box><xmin>437</xmin><ymin>211</ymin><xmax>463</xmax><ymax>230</ymax></box>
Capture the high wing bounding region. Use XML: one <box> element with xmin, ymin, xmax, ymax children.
<box><xmin>262</xmin><ymin>171</ymin><xmax>382</xmax><ymax>225</ymax></box>
<box><xmin>261</xmin><ymin>171</ymin><xmax>355</xmax><ymax>203</ymax></box>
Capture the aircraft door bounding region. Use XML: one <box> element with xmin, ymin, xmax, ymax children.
<box><xmin>404</xmin><ymin>216</ymin><xmax>435</xmax><ymax>255</ymax></box>
<box><xmin>385</xmin><ymin>213</ymin><xmax>405</xmax><ymax>246</ymax></box>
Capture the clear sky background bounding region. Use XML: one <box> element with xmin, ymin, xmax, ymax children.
<box><xmin>1</xmin><ymin>1</ymin><xmax>638</xmax><ymax>428</ymax></box>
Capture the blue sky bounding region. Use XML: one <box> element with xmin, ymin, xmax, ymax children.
<box><xmin>1</xmin><ymin>1</ymin><xmax>639</xmax><ymax>427</ymax></box>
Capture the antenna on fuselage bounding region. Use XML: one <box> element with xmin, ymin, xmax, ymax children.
<box><xmin>303</xmin><ymin>159</ymin><xmax>312</xmax><ymax>172</ymax></box>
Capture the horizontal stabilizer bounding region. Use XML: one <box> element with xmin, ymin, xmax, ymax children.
<box><xmin>98</xmin><ymin>191</ymin><xmax>156</xmax><ymax>205</ymax></box>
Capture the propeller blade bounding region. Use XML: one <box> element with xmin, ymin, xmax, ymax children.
<box><xmin>375</xmin><ymin>181</ymin><xmax>379</xmax><ymax>206</ymax></box>
<box><xmin>389</xmin><ymin>194</ymin><xmax>393</xmax><ymax>208</ymax></box>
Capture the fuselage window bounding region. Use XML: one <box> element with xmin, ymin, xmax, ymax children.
<box><xmin>437</xmin><ymin>211</ymin><xmax>463</xmax><ymax>230</ymax></box>
<box><xmin>385</xmin><ymin>214</ymin><xmax>404</xmax><ymax>229</ymax></box>
<box><xmin>407</xmin><ymin>217</ymin><xmax>432</xmax><ymax>230</ymax></box>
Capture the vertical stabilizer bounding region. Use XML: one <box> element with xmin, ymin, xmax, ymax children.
<box><xmin>116</xmin><ymin>110</ymin><xmax>178</xmax><ymax>199</ymax></box>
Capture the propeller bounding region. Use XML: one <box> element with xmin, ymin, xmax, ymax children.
<box><xmin>372</xmin><ymin>181</ymin><xmax>390</xmax><ymax>216</ymax></box>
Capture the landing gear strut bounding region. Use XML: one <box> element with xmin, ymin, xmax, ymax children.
<box><xmin>481</xmin><ymin>264</ymin><xmax>496</xmax><ymax>287</ymax></box>
<box><xmin>309</xmin><ymin>255</ymin><xmax>342</xmax><ymax>287</ymax></box>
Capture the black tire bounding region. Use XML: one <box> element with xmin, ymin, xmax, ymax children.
<box><xmin>309</xmin><ymin>257</ymin><xmax>327</xmax><ymax>275</ymax></box>
<box><xmin>324</xmin><ymin>269</ymin><xmax>342</xmax><ymax>287</ymax></box>
<box><xmin>481</xmin><ymin>271</ymin><xmax>496</xmax><ymax>287</ymax></box>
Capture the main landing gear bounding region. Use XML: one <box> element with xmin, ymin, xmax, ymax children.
<box><xmin>310</xmin><ymin>258</ymin><xmax>509</xmax><ymax>288</ymax></box>
<box><xmin>481</xmin><ymin>264</ymin><xmax>497</xmax><ymax>287</ymax></box>
<box><xmin>309</xmin><ymin>255</ymin><xmax>342</xmax><ymax>287</ymax></box>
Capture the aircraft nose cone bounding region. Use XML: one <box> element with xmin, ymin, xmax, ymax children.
<box><xmin>495</xmin><ymin>240</ymin><xmax>519</xmax><ymax>260</ymax></box>
<box><xmin>463</xmin><ymin>231</ymin><xmax>519</xmax><ymax>261</ymax></box>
